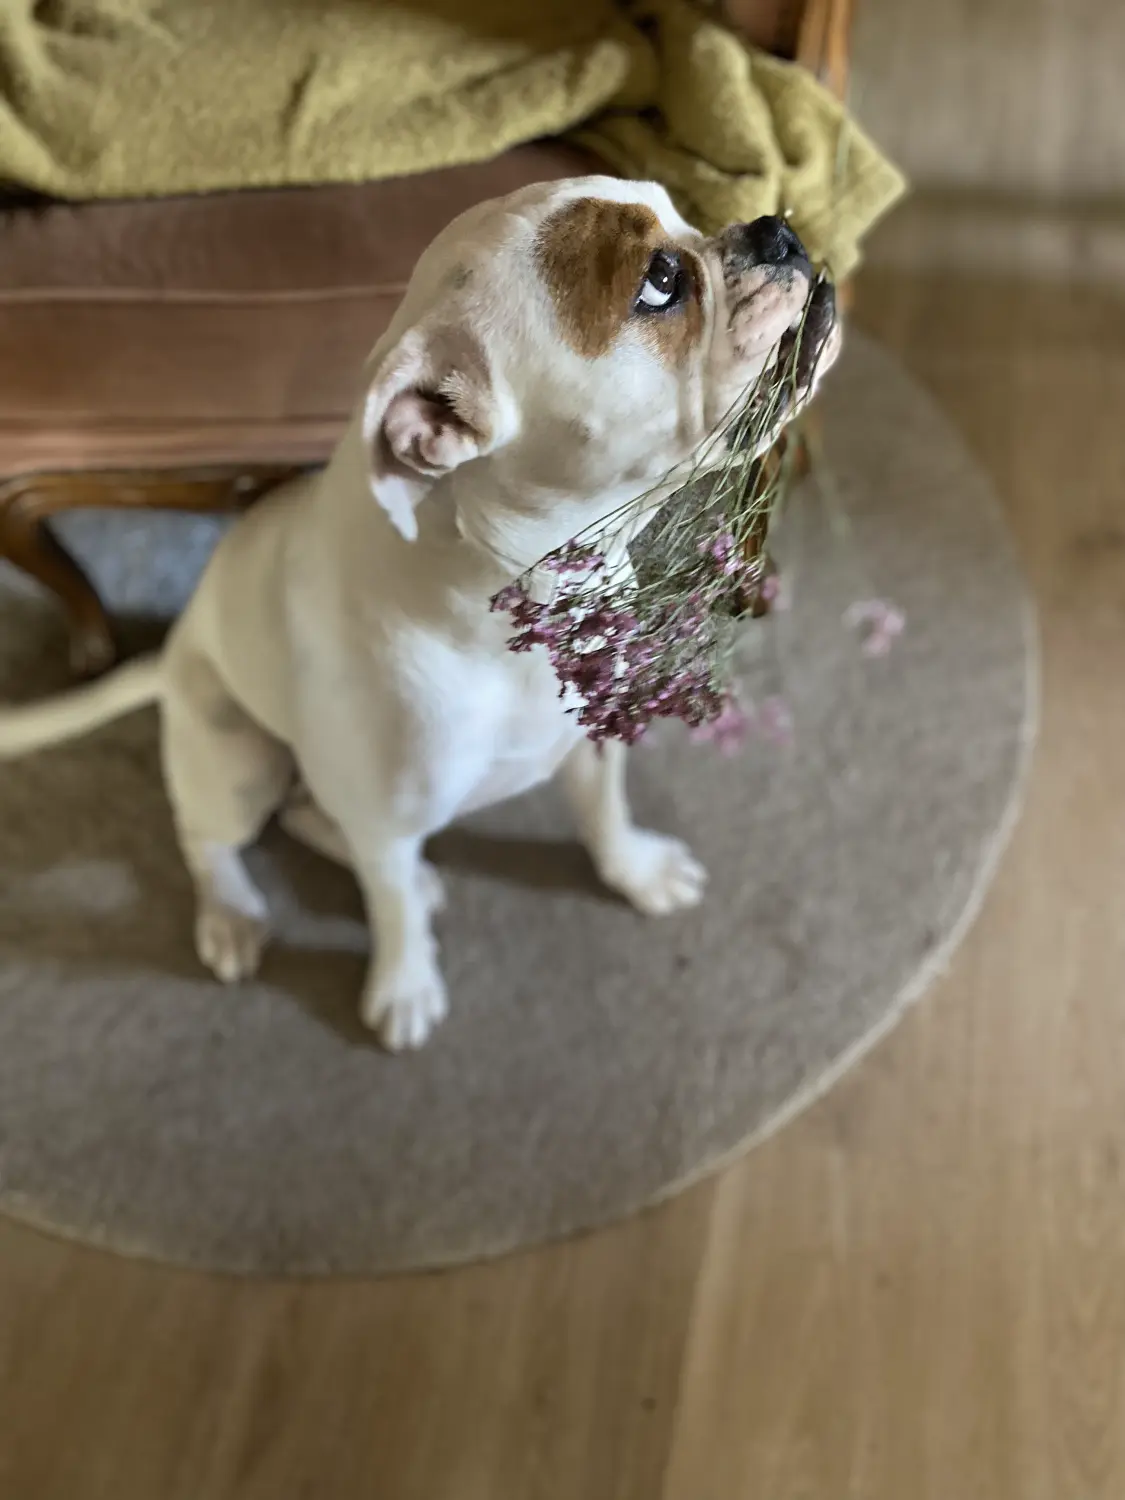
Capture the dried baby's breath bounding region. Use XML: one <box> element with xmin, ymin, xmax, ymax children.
<box><xmin>491</xmin><ymin>277</ymin><xmax>897</xmax><ymax>747</ymax></box>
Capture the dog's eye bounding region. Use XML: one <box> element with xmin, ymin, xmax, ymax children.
<box><xmin>636</xmin><ymin>251</ymin><xmax>683</xmax><ymax>311</ymax></box>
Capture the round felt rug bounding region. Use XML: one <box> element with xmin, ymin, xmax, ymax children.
<box><xmin>0</xmin><ymin>336</ymin><xmax>1036</xmax><ymax>1274</ymax></box>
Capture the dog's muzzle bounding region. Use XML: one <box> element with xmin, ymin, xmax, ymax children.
<box><xmin>720</xmin><ymin>215</ymin><xmax>813</xmax><ymax>279</ymax></box>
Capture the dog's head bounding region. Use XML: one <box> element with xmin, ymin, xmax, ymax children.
<box><xmin>361</xmin><ymin>176</ymin><xmax>839</xmax><ymax>548</ymax></box>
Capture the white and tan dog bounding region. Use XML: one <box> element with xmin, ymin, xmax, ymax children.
<box><xmin>0</xmin><ymin>177</ymin><xmax>837</xmax><ymax>1049</ymax></box>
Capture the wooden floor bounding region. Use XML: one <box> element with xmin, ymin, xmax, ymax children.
<box><xmin>4</xmin><ymin>8</ymin><xmax>1125</xmax><ymax>1498</ymax></box>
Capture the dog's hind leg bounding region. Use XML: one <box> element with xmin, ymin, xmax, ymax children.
<box><xmin>161</xmin><ymin>652</ymin><xmax>293</xmax><ymax>983</ymax></box>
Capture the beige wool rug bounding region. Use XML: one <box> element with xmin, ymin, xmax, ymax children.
<box><xmin>0</xmin><ymin>336</ymin><xmax>1035</xmax><ymax>1275</ymax></box>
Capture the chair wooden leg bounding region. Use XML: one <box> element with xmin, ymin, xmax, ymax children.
<box><xmin>0</xmin><ymin>489</ymin><xmax>116</xmax><ymax>677</ymax></box>
<box><xmin>0</xmin><ymin>462</ymin><xmax>305</xmax><ymax>680</ymax></box>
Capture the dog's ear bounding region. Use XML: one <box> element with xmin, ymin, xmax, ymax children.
<box><xmin>362</xmin><ymin>326</ymin><xmax>511</xmax><ymax>542</ymax></box>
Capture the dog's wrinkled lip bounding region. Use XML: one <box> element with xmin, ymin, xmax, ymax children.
<box><xmin>710</xmin><ymin>276</ymin><xmax>836</xmax><ymax>456</ymax></box>
<box><xmin>778</xmin><ymin>276</ymin><xmax>837</xmax><ymax>386</ymax></box>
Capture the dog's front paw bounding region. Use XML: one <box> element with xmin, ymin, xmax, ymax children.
<box><xmin>361</xmin><ymin>961</ymin><xmax>449</xmax><ymax>1051</ymax></box>
<box><xmin>601</xmin><ymin>830</ymin><xmax>708</xmax><ymax>917</ymax></box>
<box><xmin>196</xmin><ymin>900</ymin><xmax>269</xmax><ymax>983</ymax></box>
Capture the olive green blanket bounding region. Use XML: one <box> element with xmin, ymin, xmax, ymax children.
<box><xmin>0</xmin><ymin>0</ymin><xmax>904</xmax><ymax>274</ymax></box>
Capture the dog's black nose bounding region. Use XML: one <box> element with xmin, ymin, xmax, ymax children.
<box><xmin>737</xmin><ymin>216</ymin><xmax>809</xmax><ymax>269</ymax></box>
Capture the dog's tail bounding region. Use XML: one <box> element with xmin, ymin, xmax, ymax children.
<box><xmin>0</xmin><ymin>653</ymin><xmax>163</xmax><ymax>759</ymax></box>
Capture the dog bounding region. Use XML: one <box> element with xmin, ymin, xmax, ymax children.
<box><xmin>0</xmin><ymin>177</ymin><xmax>839</xmax><ymax>1050</ymax></box>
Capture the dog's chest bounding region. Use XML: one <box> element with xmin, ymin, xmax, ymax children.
<box><xmin>430</xmin><ymin>644</ymin><xmax>580</xmax><ymax>818</ymax></box>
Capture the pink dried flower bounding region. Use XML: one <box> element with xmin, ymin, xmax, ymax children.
<box><xmin>759</xmin><ymin>571</ymin><xmax>790</xmax><ymax>610</ymax></box>
<box><xmin>510</xmin><ymin>596</ymin><xmax>545</xmax><ymax>628</ymax></box>
<box><xmin>699</xmin><ymin>530</ymin><xmax>745</xmax><ymax>578</ymax></box>
<box><xmin>844</xmin><ymin>599</ymin><xmax>906</xmax><ymax>658</ymax></box>
<box><xmin>492</xmin><ymin>559</ymin><xmax>731</xmax><ymax>745</ymax></box>
<box><xmin>690</xmin><ymin>696</ymin><xmax>751</xmax><ymax>756</ymax></box>
<box><xmin>541</xmin><ymin>540</ymin><xmax>605</xmax><ymax>578</ymax></box>
<box><xmin>490</xmin><ymin>582</ymin><xmax>526</xmax><ymax>614</ymax></box>
<box><xmin>625</xmin><ymin>638</ymin><xmax>659</xmax><ymax>669</ymax></box>
<box><xmin>690</xmin><ymin>693</ymin><xmax>795</xmax><ymax>754</ymax></box>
